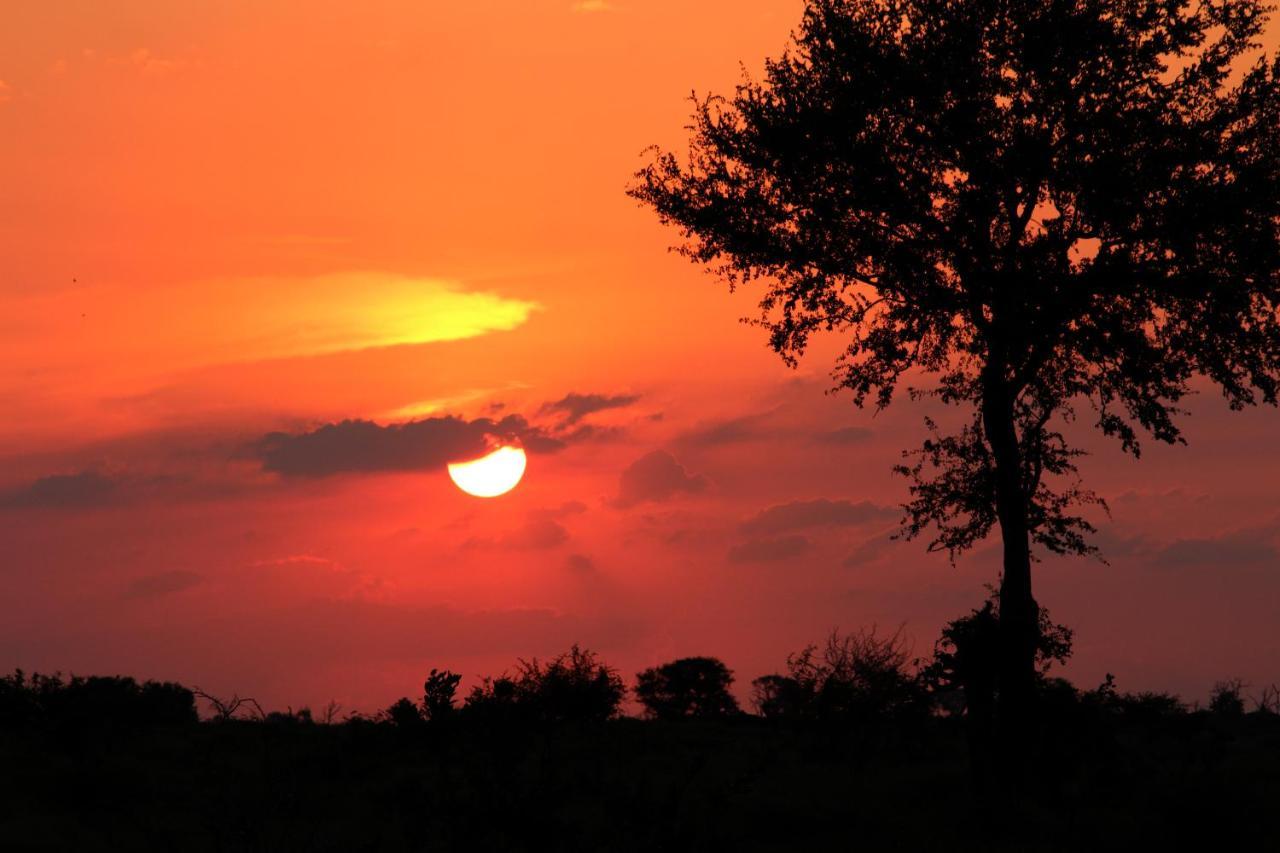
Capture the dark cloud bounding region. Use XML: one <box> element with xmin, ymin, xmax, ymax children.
<box><xmin>540</xmin><ymin>392</ymin><xmax>640</xmax><ymax>425</ymax></box>
<box><xmin>680</xmin><ymin>412</ymin><xmax>774</xmax><ymax>447</ymax></box>
<box><xmin>682</xmin><ymin>410</ymin><xmax>872</xmax><ymax>448</ymax></box>
<box><xmin>612</xmin><ymin>450</ymin><xmax>709</xmax><ymax>508</ymax></box>
<box><xmin>729</xmin><ymin>535</ymin><xmax>812</xmax><ymax>564</ymax></box>
<box><xmin>2</xmin><ymin>470</ymin><xmax>119</xmax><ymax>509</ymax></box>
<box><xmin>566</xmin><ymin>554</ymin><xmax>597</xmax><ymax>573</ymax></box>
<box><xmin>817</xmin><ymin>426</ymin><xmax>874</xmax><ymax>444</ymax></box>
<box><xmin>255</xmin><ymin>414</ymin><xmax>562</xmax><ymax>477</ymax></box>
<box><xmin>466</xmin><ymin>502</ymin><xmax>587</xmax><ymax>551</ymax></box>
<box><xmin>502</xmin><ymin>517</ymin><xmax>570</xmax><ymax>549</ymax></box>
<box><xmin>843</xmin><ymin>531</ymin><xmax>897</xmax><ymax>567</ymax></box>
<box><xmin>741</xmin><ymin>498</ymin><xmax>896</xmax><ymax>535</ymax></box>
<box><xmin>1154</xmin><ymin>529</ymin><xmax>1278</xmax><ymax>567</ymax></box>
<box><xmin>124</xmin><ymin>570</ymin><xmax>204</xmax><ymax>599</ymax></box>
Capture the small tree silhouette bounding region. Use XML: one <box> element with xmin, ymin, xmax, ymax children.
<box><xmin>630</xmin><ymin>0</ymin><xmax>1280</xmax><ymax>749</ymax></box>
<box><xmin>422</xmin><ymin>669</ymin><xmax>462</xmax><ymax>722</ymax></box>
<box><xmin>635</xmin><ymin>657</ymin><xmax>741</xmax><ymax>720</ymax></box>
<box><xmin>752</xmin><ymin>627</ymin><xmax>927</xmax><ymax>722</ymax></box>
<box><xmin>1209</xmin><ymin>680</ymin><xmax>1246</xmax><ymax>717</ymax></box>
<box><xmin>462</xmin><ymin>645</ymin><xmax>625</xmax><ymax>724</ymax></box>
<box><xmin>922</xmin><ymin>593</ymin><xmax>1074</xmax><ymax>717</ymax></box>
<box><xmin>383</xmin><ymin>697</ymin><xmax>424</xmax><ymax>728</ymax></box>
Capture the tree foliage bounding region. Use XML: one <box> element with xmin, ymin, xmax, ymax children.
<box><xmin>462</xmin><ymin>645</ymin><xmax>625</xmax><ymax>724</ymax></box>
<box><xmin>751</xmin><ymin>626</ymin><xmax>928</xmax><ymax>721</ymax></box>
<box><xmin>635</xmin><ymin>657</ymin><xmax>741</xmax><ymax>720</ymax></box>
<box><xmin>921</xmin><ymin>592</ymin><xmax>1074</xmax><ymax>715</ymax></box>
<box><xmin>630</xmin><ymin>0</ymin><xmax>1280</xmax><ymax>562</ymax></box>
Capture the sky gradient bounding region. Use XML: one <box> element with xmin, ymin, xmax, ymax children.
<box><xmin>2</xmin><ymin>0</ymin><xmax>1278</xmax><ymax>713</ymax></box>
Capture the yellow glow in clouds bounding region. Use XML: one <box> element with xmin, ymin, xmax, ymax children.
<box><xmin>447</xmin><ymin>446</ymin><xmax>527</xmax><ymax>498</ymax></box>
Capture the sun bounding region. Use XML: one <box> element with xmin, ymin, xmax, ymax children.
<box><xmin>447</xmin><ymin>445</ymin><xmax>527</xmax><ymax>498</ymax></box>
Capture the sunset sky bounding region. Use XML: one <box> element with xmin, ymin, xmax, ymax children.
<box><xmin>3</xmin><ymin>0</ymin><xmax>1278</xmax><ymax>713</ymax></box>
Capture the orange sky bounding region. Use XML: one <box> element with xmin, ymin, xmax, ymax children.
<box><xmin>2</xmin><ymin>1</ymin><xmax>1278</xmax><ymax>712</ymax></box>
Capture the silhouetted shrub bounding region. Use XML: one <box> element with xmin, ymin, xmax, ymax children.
<box><xmin>462</xmin><ymin>645</ymin><xmax>624</xmax><ymax>724</ymax></box>
<box><xmin>462</xmin><ymin>676</ymin><xmax>522</xmax><ymax>724</ymax></box>
<box><xmin>1255</xmin><ymin>684</ymin><xmax>1280</xmax><ymax>715</ymax></box>
<box><xmin>751</xmin><ymin>627</ymin><xmax>929</xmax><ymax>723</ymax></box>
<box><xmin>921</xmin><ymin>595</ymin><xmax>1073</xmax><ymax>718</ymax></box>
<box><xmin>264</xmin><ymin>707</ymin><xmax>314</xmax><ymax>726</ymax></box>
<box><xmin>751</xmin><ymin>674</ymin><xmax>808</xmax><ymax>720</ymax></box>
<box><xmin>1209</xmin><ymin>680</ymin><xmax>1246</xmax><ymax>717</ymax></box>
<box><xmin>635</xmin><ymin>657</ymin><xmax>740</xmax><ymax>720</ymax></box>
<box><xmin>422</xmin><ymin>668</ymin><xmax>462</xmax><ymax>722</ymax></box>
<box><xmin>1080</xmin><ymin>674</ymin><xmax>1185</xmax><ymax>722</ymax></box>
<box><xmin>0</xmin><ymin>670</ymin><xmax>197</xmax><ymax>732</ymax></box>
<box><xmin>384</xmin><ymin>697</ymin><xmax>424</xmax><ymax>728</ymax></box>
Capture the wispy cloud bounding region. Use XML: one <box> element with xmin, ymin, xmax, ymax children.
<box><xmin>3</xmin><ymin>272</ymin><xmax>540</xmax><ymax>383</ymax></box>
<box><xmin>571</xmin><ymin>1</ymin><xmax>616</xmax><ymax>13</ymax></box>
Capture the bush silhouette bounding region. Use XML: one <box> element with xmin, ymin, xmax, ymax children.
<box><xmin>462</xmin><ymin>645</ymin><xmax>624</xmax><ymax>724</ymax></box>
<box><xmin>922</xmin><ymin>595</ymin><xmax>1073</xmax><ymax>718</ymax></box>
<box><xmin>0</xmin><ymin>669</ymin><xmax>196</xmax><ymax>733</ymax></box>
<box><xmin>752</xmin><ymin>627</ymin><xmax>928</xmax><ymax>723</ymax></box>
<box><xmin>383</xmin><ymin>697</ymin><xmax>424</xmax><ymax>728</ymax></box>
<box><xmin>422</xmin><ymin>668</ymin><xmax>462</xmax><ymax>722</ymax></box>
<box><xmin>635</xmin><ymin>657</ymin><xmax>740</xmax><ymax>720</ymax></box>
<box><xmin>1209</xmin><ymin>680</ymin><xmax>1246</xmax><ymax>717</ymax></box>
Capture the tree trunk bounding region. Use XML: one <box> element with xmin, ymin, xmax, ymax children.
<box><xmin>980</xmin><ymin>374</ymin><xmax>1041</xmax><ymax>773</ymax></box>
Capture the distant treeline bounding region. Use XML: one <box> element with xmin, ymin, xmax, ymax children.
<box><xmin>5</xmin><ymin>599</ymin><xmax>1277</xmax><ymax>733</ymax></box>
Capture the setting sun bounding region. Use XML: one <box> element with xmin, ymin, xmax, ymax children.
<box><xmin>447</xmin><ymin>445</ymin><xmax>528</xmax><ymax>498</ymax></box>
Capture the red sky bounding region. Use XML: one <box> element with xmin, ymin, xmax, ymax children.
<box><xmin>2</xmin><ymin>0</ymin><xmax>1278</xmax><ymax>713</ymax></box>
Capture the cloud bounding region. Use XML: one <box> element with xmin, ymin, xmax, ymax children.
<box><xmin>740</xmin><ymin>498</ymin><xmax>896</xmax><ymax>535</ymax></box>
<box><xmin>571</xmin><ymin>1</ymin><xmax>616</xmax><ymax>12</ymax></box>
<box><xmin>124</xmin><ymin>570</ymin><xmax>203</xmax><ymax>599</ymax></box>
<box><xmin>2</xmin><ymin>471</ymin><xmax>118</xmax><ymax>509</ymax></box>
<box><xmin>817</xmin><ymin>426</ymin><xmax>873</xmax><ymax>444</ymax></box>
<box><xmin>681</xmin><ymin>407</ymin><xmax>871</xmax><ymax>449</ymax></box>
<box><xmin>612</xmin><ymin>450</ymin><xmax>708</xmax><ymax>508</ymax></box>
<box><xmin>540</xmin><ymin>392</ymin><xmax>640</xmax><ymax>425</ymax></box>
<box><xmin>466</xmin><ymin>502</ymin><xmax>587</xmax><ymax>551</ymax></box>
<box><xmin>680</xmin><ymin>412</ymin><xmax>775</xmax><ymax>447</ymax></box>
<box><xmin>4</xmin><ymin>273</ymin><xmax>538</xmax><ymax>383</ymax></box>
<box><xmin>566</xmin><ymin>554</ymin><xmax>597</xmax><ymax>573</ymax></box>
<box><xmin>0</xmin><ymin>80</ymin><xmax>11</xmax><ymax>103</ymax></box>
<box><xmin>729</xmin><ymin>535</ymin><xmax>812</xmax><ymax>564</ymax></box>
<box><xmin>843</xmin><ymin>530</ymin><xmax>898</xmax><ymax>567</ymax></box>
<box><xmin>1154</xmin><ymin>529</ymin><xmax>1278</xmax><ymax>567</ymax></box>
<box><xmin>112</xmin><ymin>48</ymin><xmax>186</xmax><ymax>75</ymax></box>
<box><xmin>255</xmin><ymin>414</ymin><xmax>561</xmax><ymax>477</ymax></box>
<box><xmin>501</xmin><ymin>517</ymin><xmax>570</xmax><ymax>549</ymax></box>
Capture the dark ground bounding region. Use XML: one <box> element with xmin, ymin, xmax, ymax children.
<box><xmin>3</xmin><ymin>711</ymin><xmax>1278</xmax><ymax>852</ymax></box>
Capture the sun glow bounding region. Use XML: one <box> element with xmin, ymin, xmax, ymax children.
<box><xmin>447</xmin><ymin>446</ymin><xmax>528</xmax><ymax>498</ymax></box>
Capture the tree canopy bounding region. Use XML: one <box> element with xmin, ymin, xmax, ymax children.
<box><xmin>630</xmin><ymin>0</ymin><xmax>1280</xmax><ymax>561</ymax></box>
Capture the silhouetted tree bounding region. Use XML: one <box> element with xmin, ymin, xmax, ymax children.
<box><xmin>923</xmin><ymin>595</ymin><xmax>1072</xmax><ymax>780</ymax></box>
<box><xmin>192</xmin><ymin>687</ymin><xmax>264</xmax><ymax>722</ymax></box>
<box><xmin>422</xmin><ymin>668</ymin><xmax>462</xmax><ymax>722</ymax></box>
<box><xmin>922</xmin><ymin>593</ymin><xmax>1073</xmax><ymax>716</ymax></box>
<box><xmin>1209</xmin><ymin>680</ymin><xmax>1246</xmax><ymax>717</ymax></box>
<box><xmin>751</xmin><ymin>627</ymin><xmax>928</xmax><ymax>723</ymax></box>
<box><xmin>1</xmin><ymin>670</ymin><xmax>197</xmax><ymax>731</ymax></box>
<box><xmin>1255</xmin><ymin>684</ymin><xmax>1280</xmax><ymax>715</ymax></box>
<box><xmin>384</xmin><ymin>697</ymin><xmax>424</xmax><ymax>728</ymax></box>
<box><xmin>462</xmin><ymin>645</ymin><xmax>625</xmax><ymax>724</ymax></box>
<box><xmin>635</xmin><ymin>657</ymin><xmax>741</xmax><ymax>720</ymax></box>
<box><xmin>630</xmin><ymin>0</ymin><xmax>1280</xmax><ymax>748</ymax></box>
<box><xmin>751</xmin><ymin>673</ymin><xmax>810</xmax><ymax>720</ymax></box>
<box><xmin>461</xmin><ymin>676</ymin><xmax>522</xmax><ymax>724</ymax></box>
